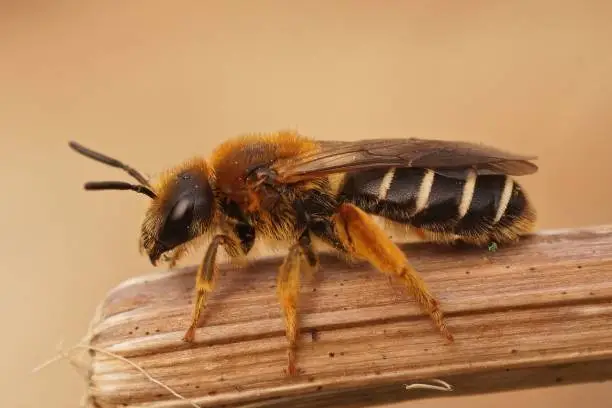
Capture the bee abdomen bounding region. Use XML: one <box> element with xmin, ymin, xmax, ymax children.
<box><xmin>338</xmin><ymin>167</ymin><xmax>535</xmax><ymax>245</ymax></box>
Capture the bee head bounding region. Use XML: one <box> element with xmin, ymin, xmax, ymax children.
<box><xmin>140</xmin><ymin>161</ymin><xmax>216</xmax><ymax>265</ymax></box>
<box><xmin>68</xmin><ymin>141</ymin><xmax>216</xmax><ymax>266</ymax></box>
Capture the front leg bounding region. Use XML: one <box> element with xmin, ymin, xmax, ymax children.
<box><xmin>183</xmin><ymin>212</ymin><xmax>255</xmax><ymax>342</ymax></box>
<box><xmin>162</xmin><ymin>245</ymin><xmax>188</xmax><ymax>269</ymax></box>
<box><xmin>277</xmin><ymin>232</ymin><xmax>317</xmax><ymax>376</ymax></box>
<box><xmin>183</xmin><ymin>234</ymin><xmax>240</xmax><ymax>342</ymax></box>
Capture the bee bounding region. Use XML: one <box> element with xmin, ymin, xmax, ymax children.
<box><xmin>68</xmin><ymin>131</ymin><xmax>537</xmax><ymax>375</ymax></box>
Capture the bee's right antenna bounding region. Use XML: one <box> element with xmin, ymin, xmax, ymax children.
<box><xmin>68</xmin><ymin>141</ymin><xmax>157</xmax><ymax>199</ymax></box>
<box><xmin>68</xmin><ymin>141</ymin><xmax>152</xmax><ymax>188</ymax></box>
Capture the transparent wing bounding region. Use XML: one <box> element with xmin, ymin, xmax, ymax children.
<box><xmin>274</xmin><ymin>138</ymin><xmax>538</xmax><ymax>182</ymax></box>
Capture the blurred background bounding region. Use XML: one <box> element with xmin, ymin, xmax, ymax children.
<box><xmin>1</xmin><ymin>1</ymin><xmax>611</xmax><ymax>407</ymax></box>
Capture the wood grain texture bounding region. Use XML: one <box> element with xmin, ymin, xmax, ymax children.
<box><xmin>84</xmin><ymin>225</ymin><xmax>612</xmax><ymax>408</ymax></box>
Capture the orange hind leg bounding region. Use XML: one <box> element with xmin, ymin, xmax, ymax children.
<box><xmin>333</xmin><ymin>203</ymin><xmax>453</xmax><ymax>342</ymax></box>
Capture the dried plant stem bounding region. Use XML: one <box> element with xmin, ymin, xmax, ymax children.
<box><xmin>33</xmin><ymin>340</ymin><xmax>203</xmax><ymax>408</ymax></box>
<box><xmin>45</xmin><ymin>225</ymin><xmax>612</xmax><ymax>407</ymax></box>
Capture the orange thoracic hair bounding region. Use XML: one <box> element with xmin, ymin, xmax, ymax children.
<box><xmin>210</xmin><ymin>131</ymin><xmax>319</xmax><ymax>199</ymax></box>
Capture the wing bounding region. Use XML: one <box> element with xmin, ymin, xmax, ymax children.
<box><xmin>274</xmin><ymin>138</ymin><xmax>538</xmax><ymax>183</ymax></box>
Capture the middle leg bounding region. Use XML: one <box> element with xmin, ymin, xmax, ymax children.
<box><xmin>276</xmin><ymin>231</ymin><xmax>317</xmax><ymax>376</ymax></box>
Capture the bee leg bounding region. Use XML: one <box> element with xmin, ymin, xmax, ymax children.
<box><xmin>183</xmin><ymin>234</ymin><xmax>236</xmax><ymax>342</ymax></box>
<box><xmin>333</xmin><ymin>203</ymin><xmax>453</xmax><ymax>342</ymax></box>
<box><xmin>163</xmin><ymin>245</ymin><xmax>188</xmax><ymax>269</ymax></box>
<box><xmin>277</xmin><ymin>232</ymin><xmax>316</xmax><ymax>376</ymax></box>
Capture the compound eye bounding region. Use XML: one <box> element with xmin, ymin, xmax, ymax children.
<box><xmin>157</xmin><ymin>196</ymin><xmax>195</xmax><ymax>249</ymax></box>
<box><xmin>171</xmin><ymin>197</ymin><xmax>193</xmax><ymax>221</ymax></box>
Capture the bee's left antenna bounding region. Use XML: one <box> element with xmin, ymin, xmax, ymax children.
<box><xmin>83</xmin><ymin>181</ymin><xmax>157</xmax><ymax>199</ymax></box>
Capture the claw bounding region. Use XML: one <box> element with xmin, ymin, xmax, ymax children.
<box><xmin>183</xmin><ymin>326</ymin><xmax>196</xmax><ymax>343</ymax></box>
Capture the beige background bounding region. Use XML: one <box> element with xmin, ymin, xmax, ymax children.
<box><xmin>1</xmin><ymin>1</ymin><xmax>611</xmax><ymax>407</ymax></box>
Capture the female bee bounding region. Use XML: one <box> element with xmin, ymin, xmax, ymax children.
<box><xmin>69</xmin><ymin>130</ymin><xmax>537</xmax><ymax>375</ymax></box>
